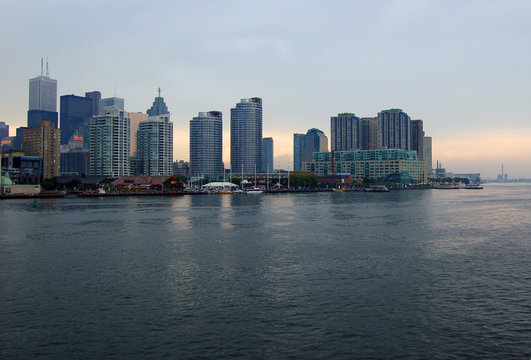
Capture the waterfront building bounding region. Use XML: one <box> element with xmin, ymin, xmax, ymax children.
<box><xmin>230</xmin><ymin>97</ymin><xmax>262</xmax><ymax>174</ymax></box>
<box><xmin>361</xmin><ymin>117</ymin><xmax>378</xmax><ymax>150</ymax></box>
<box><xmin>85</xmin><ymin>91</ymin><xmax>101</xmax><ymax>118</ymax></box>
<box><xmin>262</xmin><ymin>137</ymin><xmax>274</xmax><ymax>173</ymax></box>
<box><xmin>88</xmin><ymin>106</ymin><xmax>130</xmax><ymax>177</ymax></box>
<box><xmin>0</xmin><ymin>122</ymin><xmax>8</xmax><ymax>140</ymax></box>
<box><xmin>301</xmin><ymin>128</ymin><xmax>328</xmax><ymax>165</ymax></box>
<box><xmin>146</xmin><ymin>88</ymin><xmax>169</xmax><ymax>116</ymax></box>
<box><xmin>136</xmin><ymin>114</ymin><xmax>173</xmax><ymax>175</ymax></box>
<box><xmin>60</xmin><ymin>135</ymin><xmax>88</xmax><ymax>176</ymax></box>
<box><xmin>99</xmin><ymin>97</ymin><xmax>124</xmax><ymax>115</ymax></box>
<box><xmin>411</xmin><ymin>120</ymin><xmax>424</xmax><ymax>161</ymax></box>
<box><xmin>29</xmin><ymin>59</ymin><xmax>57</xmax><ymax>113</ymax></box>
<box><xmin>129</xmin><ymin>112</ymin><xmax>149</xmax><ymax>156</ymax></box>
<box><xmin>330</xmin><ymin>113</ymin><xmax>362</xmax><ymax>151</ymax></box>
<box><xmin>423</xmin><ymin>136</ymin><xmax>432</xmax><ymax>177</ymax></box>
<box><xmin>60</xmin><ymin>95</ymin><xmax>93</xmax><ymax>145</ymax></box>
<box><xmin>378</xmin><ymin>109</ymin><xmax>411</xmax><ymax>150</ymax></box>
<box><xmin>1</xmin><ymin>151</ymin><xmax>42</xmax><ymax>184</ymax></box>
<box><xmin>303</xmin><ymin>149</ymin><xmax>426</xmax><ymax>182</ymax></box>
<box><xmin>293</xmin><ymin>133</ymin><xmax>305</xmax><ymax>171</ymax></box>
<box><xmin>22</xmin><ymin>120</ymin><xmax>60</xmax><ymax>179</ymax></box>
<box><xmin>190</xmin><ymin>111</ymin><xmax>223</xmax><ymax>178</ymax></box>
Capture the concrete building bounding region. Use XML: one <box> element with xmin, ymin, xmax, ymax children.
<box><xmin>378</xmin><ymin>109</ymin><xmax>411</xmax><ymax>150</ymax></box>
<box><xmin>88</xmin><ymin>106</ymin><xmax>130</xmax><ymax>177</ymax></box>
<box><xmin>21</xmin><ymin>120</ymin><xmax>60</xmax><ymax>179</ymax></box>
<box><xmin>423</xmin><ymin>136</ymin><xmax>432</xmax><ymax>177</ymax></box>
<box><xmin>361</xmin><ymin>117</ymin><xmax>378</xmax><ymax>150</ymax></box>
<box><xmin>303</xmin><ymin>149</ymin><xmax>426</xmax><ymax>182</ymax></box>
<box><xmin>293</xmin><ymin>133</ymin><xmax>305</xmax><ymax>171</ymax></box>
<box><xmin>60</xmin><ymin>94</ymin><xmax>93</xmax><ymax>145</ymax></box>
<box><xmin>29</xmin><ymin>59</ymin><xmax>57</xmax><ymax>113</ymax></box>
<box><xmin>136</xmin><ymin>114</ymin><xmax>173</xmax><ymax>175</ymax></box>
<box><xmin>129</xmin><ymin>112</ymin><xmax>149</xmax><ymax>156</ymax></box>
<box><xmin>230</xmin><ymin>97</ymin><xmax>262</xmax><ymax>174</ymax></box>
<box><xmin>330</xmin><ymin>113</ymin><xmax>362</xmax><ymax>151</ymax></box>
<box><xmin>262</xmin><ymin>137</ymin><xmax>274</xmax><ymax>173</ymax></box>
<box><xmin>99</xmin><ymin>97</ymin><xmax>124</xmax><ymax>115</ymax></box>
<box><xmin>190</xmin><ymin>111</ymin><xmax>223</xmax><ymax>177</ymax></box>
<box><xmin>411</xmin><ymin>119</ymin><xmax>424</xmax><ymax>161</ymax></box>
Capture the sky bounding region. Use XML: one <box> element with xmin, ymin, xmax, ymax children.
<box><xmin>1</xmin><ymin>0</ymin><xmax>530</xmax><ymax>178</ymax></box>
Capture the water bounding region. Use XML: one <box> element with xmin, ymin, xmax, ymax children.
<box><xmin>1</xmin><ymin>183</ymin><xmax>530</xmax><ymax>359</ymax></box>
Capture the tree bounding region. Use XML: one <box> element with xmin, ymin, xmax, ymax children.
<box><xmin>42</xmin><ymin>177</ymin><xmax>58</xmax><ymax>190</ymax></box>
<box><xmin>66</xmin><ymin>178</ymin><xmax>81</xmax><ymax>190</ymax></box>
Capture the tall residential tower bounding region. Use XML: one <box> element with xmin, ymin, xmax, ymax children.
<box><xmin>190</xmin><ymin>111</ymin><xmax>223</xmax><ymax>177</ymax></box>
<box><xmin>230</xmin><ymin>97</ymin><xmax>262</xmax><ymax>174</ymax></box>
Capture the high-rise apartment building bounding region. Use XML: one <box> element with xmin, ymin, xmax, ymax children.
<box><xmin>129</xmin><ymin>112</ymin><xmax>149</xmax><ymax>156</ymax></box>
<box><xmin>378</xmin><ymin>109</ymin><xmax>411</xmax><ymax>150</ymax></box>
<box><xmin>29</xmin><ymin>59</ymin><xmax>57</xmax><ymax>113</ymax></box>
<box><xmin>230</xmin><ymin>97</ymin><xmax>262</xmax><ymax>174</ymax></box>
<box><xmin>88</xmin><ymin>106</ymin><xmax>130</xmax><ymax>177</ymax></box>
<box><xmin>361</xmin><ymin>117</ymin><xmax>378</xmax><ymax>150</ymax></box>
<box><xmin>330</xmin><ymin>113</ymin><xmax>362</xmax><ymax>151</ymax></box>
<box><xmin>423</xmin><ymin>136</ymin><xmax>432</xmax><ymax>177</ymax></box>
<box><xmin>293</xmin><ymin>133</ymin><xmax>305</xmax><ymax>171</ymax></box>
<box><xmin>60</xmin><ymin>95</ymin><xmax>93</xmax><ymax>145</ymax></box>
<box><xmin>99</xmin><ymin>97</ymin><xmax>124</xmax><ymax>115</ymax></box>
<box><xmin>301</xmin><ymin>128</ymin><xmax>328</xmax><ymax>166</ymax></box>
<box><xmin>146</xmin><ymin>88</ymin><xmax>169</xmax><ymax>116</ymax></box>
<box><xmin>85</xmin><ymin>91</ymin><xmax>101</xmax><ymax>118</ymax></box>
<box><xmin>262</xmin><ymin>137</ymin><xmax>274</xmax><ymax>173</ymax></box>
<box><xmin>190</xmin><ymin>111</ymin><xmax>223</xmax><ymax>177</ymax></box>
<box><xmin>0</xmin><ymin>122</ymin><xmax>8</xmax><ymax>140</ymax></box>
<box><xmin>136</xmin><ymin>114</ymin><xmax>173</xmax><ymax>175</ymax></box>
<box><xmin>411</xmin><ymin>120</ymin><xmax>424</xmax><ymax>161</ymax></box>
<box><xmin>21</xmin><ymin>120</ymin><xmax>60</xmax><ymax>179</ymax></box>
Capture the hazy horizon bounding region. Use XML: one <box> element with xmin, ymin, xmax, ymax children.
<box><xmin>1</xmin><ymin>1</ymin><xmax>530</xmax><ymax>178</ymax></box>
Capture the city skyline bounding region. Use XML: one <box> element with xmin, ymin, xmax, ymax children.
<box><xmin>1</xmin><ymin>1</ymin><xmax>530</xmax><ymax>178</ymax></box>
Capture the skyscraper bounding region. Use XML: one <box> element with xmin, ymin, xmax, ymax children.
<box><xmin>301</xmin><ymin>128</ymin><xmax>328</xmax><ymax>166</ymax></box>
<box><xmin>230</xmin><ymin>97</ymin><xmax>262</xmax><ymax>174</ymax></box>
<box><xmin>60</xmin><ymin>95</ymin><xmax>93</xmax><ymax>145</ymax></box>
<box><xmin>190</xmin><ymin>111</ymin><xmax>223</xmax><ymax>177</ymax></box>
<box><xmin>136</xmin><ymin>115</ymin><xmax>173</xmax><ymax>175</ymax></box>
<box><xmin>22</xmin><ymin>120</ymin><xmax>60</xmax><ymax>179</ymax></box>
<box><xmin>85</xmin><ymin>91</ymin><xmax>101</xmax><ymax>118</ymax></box>
<box><xmin>0</xmin><ymin>122</ymin><xmax>8</xmax><ymax>140</ymax></box>
<box><xmin>361</xmin><ymin>117</ymin><xmax>378</xmax><ymax>150</ymax></box>
<box><xmin>262</xmin><ymin>137</ymin><xmax>274</xmax><ymax>173</ymax></box>
<box><xmin>27</xmin><ymin>110</ymin><xmax>58</xmax><ymax>128</ymax></box>
<box><xmin>88</xmin><ymin>106</ymin><xmax>130</xmax><ymax>177</ymax></box>
<box><xmin>99</xmin><ymin>97</ymin><xmax>124</xmax><ymax>115</ymax></box>
<box><xmin>411</xmin><ymin>119</ymin><xmax>424</xmax><ymax>161</ymax></box>
<box><xmin>293</xmin><ymin>133</ymin><xmax>305</xmax><ymax>171</ymax></box>
<box><xmin>146</xmin><ymin>88</ymin><xmax>169</xmax><ymax>116</ymax></box>
<box><xmin>378</xmin><ymin>109</ymin><xmax>411</xmax><ymax>150</ymax></box>
<box><xmin>330</xmin><ymin>113</ymin><xmax>362</xmax><ymax>151</ymax></box>
<box><xmin>29</xmin><ymin>59</ymin><xmax>57</xmax><ymax>113</ymax></box>
<box><xmin>423</xmin><ymin>136</ymin><xmax>432</xmax><ymax>177</ymax></box>
<box><xmin>129</xmin><ymin>112</ymin><xmax>149</xmax><ymax>156</ymax></box>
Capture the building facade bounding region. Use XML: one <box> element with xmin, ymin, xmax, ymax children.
<box><xmin>361</xmin><ymin>117</ymin><xmax>378</xmax><ymax>150</ymax></box>
<box><xmin>423</xmin><ymin>136</ymin><xmax>432</xmax><ymax>177</ymax></box>
<box><xmin>21</xmin><ymin>120</ymin><xmax>60</xmax><ymax>179</ymax></box>
<box><xmin>146</xmin><ymin>88</ymin><xmax>169</xmax><ymax>116</ymax></box>
<box><xmin>60</xmin><ymin>94</ymin><xmax>93</xmax><ymax>145</ymax></box>
<box><xmin>129</xmin><ymin>112</ymin><xmax>149</xmax><ymax>156</ymax></box>
<box><xmin>99</xmin><ymin>97</ymin><xmax>124</xmax><ymax>115</ymax></box>
<box><xmin>27</xmin><ymin>110</ymin><xmax>58</xmax><ymax>128</ymax></box>
<box><xmin>411</xmin><ymin>119</ymin><xmax>424</xmax><ymax>161</ymax></box>
<box><xmin>303</xmin><ymin>149</ymin><xmax>426</xmax><ymax>182</ymax></box>
<box><xmin>136</xmin><ymin>114</ymin><xmax>173</xmax><ymax>175</ymax></box>
<box><xmin>28</xmin><ymin>60</ymin><xmax>57</xmax><ymax>113</ymax></box>
<box><xmin>301</xmin><ymin>128</ymin><xmax>328</xmax><ymax>166</ymax></box>
<box><xmin>0</xmin><ymin>121</ymin><xmax>8</xmax><ymax>140</ymax></box>
<box><xmin>262</xmin><ymin>137</ymin><xmax>274</xmax><ymax>173</ymax></box>
<box><xmin>330</xmin><ymin>113</ymin><xmax>362</xmax><ymax>151</ymax></box>
<box><xmin>378</xmin><ymin>109</ymin><xmax>411</xmax><ymax>151</ymax></box>
<box><xmin>88</xmin><ymin>106</ymin><xmax>130</xmax><ymax>177</ymax></box>
<box><xmin>293</xmin><ymin>133</ymin><xmax>305</xmax><ymax>171</ymax></box>
<box><xmin>190</xmin><ymin>111</ymin><xmax>223</xmax><ymax>177</ymax></box>
<box><xmin>85</xmin><ymin>91</ymin><xmax>101</xmax><ymax>118</ymax></box>
<box><xmin>230</xmin><ymin>97</ymin><xmax>262</xmax><ymax>174</ymax></box>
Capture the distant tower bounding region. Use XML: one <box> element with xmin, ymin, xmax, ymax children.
<box><xmin>411</xmin><ymin>119</ymin><xmax>424</xmax><ymax>160</ymax></box>
<box><xmin>85</xmin><ymin>91</ymin><xmax>101</xmax><ymax>118</ymax></box>
<box><xmin>146</xmin><ymin>87</ymin><xmax>169</xmax><ymax>116</ymax></box>
<box><xmin>262</xmin><ymin>137</ymin><xmax>274</xmax><ymax>173</ymax></box>
<box><xmin>423</xmin><ymin>136</ymin><xmax>432</xmax><ymax>176</ymax></box>
<box><xmin>60</xmin><ymin>94</ymin><xmax>93</xmax><ymax>145</ymax></box>
<box><xmin>99</xmin><ymin>97</ymin><xmax>124</xmax><ymax>115</ymax></box>
<box><xmin>293</xmin><ymin>133</ymin><xmax>305</xmax><ymax>171</ymax></box>
<box><xmin>301</xmin><ymin>128</ymin><xmax>328</xmax><ymax>165</ymax></box>
<box><xmin>28</xmin><ymin>58</ymin><xmax>58</xmax><ymax>128</ymax></box>
<box><xmin>361</xmin><ymin>117</ymin><xmax>378</xmax><ymax>150</ymax></box>
<box><xmin>190</xmin><ymin>111</ymin><xmax>223</xmax><ymax>177</ymax></box>
<box><xmin>230</xmin><ymin>97</ymin><xmax>263</xmax><ymax>174</ymax></box>
<box><xmin>330</xmin><ymin>113</ymin><xmax>362</xmax><ymax>151</ymax></box>
<box><xmin>378</xmin><ymin>108</ymin><xmax>411</xmax><ymax>150</ymax></box>
<box><xmin>21</xmin><ymin>120</ymin><xmax>60</xmax><ymax>179</ymax></box>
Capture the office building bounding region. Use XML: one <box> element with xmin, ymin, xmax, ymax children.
<box><xmin>330</xmin><ymin>113</ymin><xmax>362</xmax><ymax>151</ymax></box>
<box><xmin>129</xmin><ymin>112</ymin><xmax>149</xmax><ymax>156</ymax></box>
<box><xmin>378</xmin><ymin>108</ymin><xmax>411</xmax><ymax>150</ymax></box>
<box><xmin>85</xmin><ymin>91</ymin><xmax>101</xmax><ymax>119</ymax></box>
<box><xmin>262</xmin><ymin>137</ymin><xmax>274</xmax><ymax>173</ymax></box>
<box><xmin>29</xmin><ymin>59</ymin><xmax>57</xmax><ymax>113</ymax></box>
<box><xmin>173</xmin><ymin>160</ymin><xmax>190</xmax><ymax>177</ymax></box>
<box><xmin>99</xmin><ymin>97</ymin><xmax>124</xmax><ymax>115</ymax></box>
<box><xmin>303</xmin><ymin>149</ymin><xmax>426</xmax><ymax>182</ymax></box>
<box><xmin>0</xmin><ymin>122</ymin><xmax>8</xmax><ymax>140</ymax></box>
<box><xmin>60</xmin><ymin>135</ymin><xmax>88</xmax><ymax>176</ymax></box>
<box><xmin>22</xmin><ymin>120</ymin><xmax>60</xmax><ymax>179</ymax></box>
<box><xmin>230</xmin><ymin>97</ymin><xmax>262</xmax><ymax>174</ymax></box>
<box><xmin>136</xmin><ymin>114</ymin><xmax>173</xmax><ymax>175</ymax></box>
<box><xmin>293</xmin><ymin>133</ymin><xmax>305</xmax><ymax>171</ymax></box>
<box><xmin>146</xmin><ymin>88</ymin><xmax>169</xmax><ymax>116</ymax></box>
<box><xmin>60</xmin><ymin>95</ymin><xmax>93</xmax><ymax>145</ymax></box>
<box><xmin>27</xmin><ymin>109</ymin><xmax>58</xmax><ymax>128</ymax></box>
<box><xmin>423</xmin><ymin>136</ymin><xmax>432</xmax><ymax>177</ymax></box>
<box><xmin>361</xmin><ymin>117</ymin><xmax>378</xmax><ymax>150</ymax></box>
<box><xmin>190</xmin><ymin>111</ymin><xmax>223</xmax><ymax>177</ymax></box>
<box><xmin>411</xmin><ymin>119</ymin><xmax>424</xmax><ymax>160</ymax></box>
<box><xmin>89</xmin><ymin>106</ymin><xmax>130</xmax><ymax>177</ymax></box>
<box><xmin>302</xmin><ymin>128</ymin><xmax>328</xmax><ymax>165</ymax></box>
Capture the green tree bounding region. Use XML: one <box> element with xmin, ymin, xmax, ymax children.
<box><xmin>66</xmin><ymin>178</ymin><xmax>81</xmax><ymax>190</ymax></box>
<box><xmin>42</xmin><ymin>177</ymin><xmax>58</xmax><ymax>190</ymax></box>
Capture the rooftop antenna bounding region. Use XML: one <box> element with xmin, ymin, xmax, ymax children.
<box><xmin>158</xmin><ymin>87</ymin><xmax>161</xmax><ymax>97</ymax></box>
<box><xmin>46</xmin><ymin>57</ymin><xmax>49</xmax><ymax>78</ymax></box>
<box><xmin>40</xmin><ymin>58</ymin><xmax>43</xmax><ymax>77</ymax></box>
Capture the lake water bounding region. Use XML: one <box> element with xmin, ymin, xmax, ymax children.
<box><xmin>1</xmin><ymin>183</ymin><xmax>530</xmax><ymax>359</ymax></box>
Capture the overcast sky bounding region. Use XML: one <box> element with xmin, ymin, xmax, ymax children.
<box><xmin>1</xmin><ymin>0</ymin><xmax>530</xmax><ymax>178</ymax></box>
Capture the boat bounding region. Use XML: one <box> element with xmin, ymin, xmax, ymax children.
<box><xmin>245</xmin><ymin>187</ymin><xmax>263</xmax><ymax>194</ymax></box>
<box><xmin>364</xmin><ymin>185</ymin><xmax>389</xmax><ymax>192</ymax></box>
<box><xmin>433</xmin><ymin>183</ymin><xmax>460</xmax><ymax>189</ymax></box>
<box><xmin>465</xmin><ymin>183</ymin><xmax>483</xmax><ymax>189</ymax></box>
<box><xmin>332</xmin><ymin>188</ymin><xmax>344</xmax><ymax>192</ymax></box>
<box><xmin>218</xmin><ymin>190</ymin><xmax>234</xmax><ymax>194</ymax></box>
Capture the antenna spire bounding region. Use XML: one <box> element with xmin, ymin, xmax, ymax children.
<box><xmin>46</xmin><ymin>58</ymin><xmax>49</xmax><ymax>77</ymax></box>
<box><xmin>158</xmin><ymin>87</ymin><xmax>161</xmax><ymax>97</ymax></box>
<box><xmin>41</xmin><ymin>58</ymin><xmax>43</xmax><ymax>76</ymax></box>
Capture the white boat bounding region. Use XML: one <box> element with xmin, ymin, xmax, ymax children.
<box><xmin>465</xmin><ymin>183</ymin><xmax>483</xmax><ymax>189</ymax></box>
<box><xmin>245</xmin><ymin>187</ymin><xmax>263</xmax><ymax>194</ymax></box>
